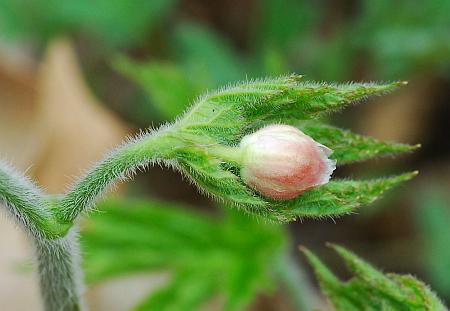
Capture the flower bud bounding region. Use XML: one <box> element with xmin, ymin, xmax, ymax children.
<box><xmin>239</xmin><ymin>125</ymin><xmax>336</xmax><ymax>200</ymax></box>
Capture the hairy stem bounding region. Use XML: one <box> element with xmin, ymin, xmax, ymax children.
<box><xmin>1</xmin><ymin>129</ymin><xmax>183</xmax><ymax>311</ymax></box>
<box><xmin>58</xmin><ymin>129</ymin><xmax>180</xmax><ymax>223</ymax></box>
<box><xmin>35</xmin><ymin>228</ymin><xmax>85</xmax><ymax>311</ymax></box>
<box><xmin>0</xmin><ymin>161</ymin><xmax>51</xmax><ymax>237</ymax></box>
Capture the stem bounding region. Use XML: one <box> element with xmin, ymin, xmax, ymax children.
<box><xmin>1</xmin><ymin>128</ymin><xmax>184</xmax><ymax>310</ymax></box>
<box><xmin>34</xmin><ymin>228</ymin><xmax>85</xmax><ymax>311</ymax></box>
<box><xmin>274</xmin><ymin>250</ymin><xmax>320</xmax><ymax>311</ymax></box>
<box><xmin>58</xmin><ymin>129</ymin><xmax>181</xmax><ymax>223</ymax></box>
<box><xmin>0</xmin><ymin>160</ymin><xmax>51</xmax><ymax>237</ymax></box>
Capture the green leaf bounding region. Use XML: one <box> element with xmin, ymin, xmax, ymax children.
<box><xmin>82</xmin><ymin>198</ymin><xmax>285</xmax><ymax>311</ymax></box>
<box><xmin>298</xmin><ymin>122</ymin><xmax>419</xmax><ymax>164</ymax></box>
<box><xmin>135</xmin><ymin>270</ymin><xmax>216</xmax><ymax>311</ymax></box>
<box><xmin>223</xmin><ymin>259</ymin><xmax>267</xmax><ymax>311</ymax></box>
<box><xmin>301</xmin><ymin>244</ymin><xmax>447</xmax><ymax>311</ymax></box>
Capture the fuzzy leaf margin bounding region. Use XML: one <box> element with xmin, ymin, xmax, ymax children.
<box><xmin>301</xmin><ymin>244</ymin><xmax>447</xmax><ymax>311</ymax></box>
<box><xmin>267</xmin><ymin>172</ymin><xmax>417</xmax><ymax>222</ymax></box>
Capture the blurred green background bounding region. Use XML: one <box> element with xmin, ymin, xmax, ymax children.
<box><xmin>0</xmin><ymin>0</ymin><xmax>449</xmax><ymax>310</ymax></box>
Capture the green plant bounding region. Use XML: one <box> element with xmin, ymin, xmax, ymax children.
<box><xmin>302</xmin><ymin>244</ymin><xmax>447</xmax><ymax>310</ymax></box>
<box><xmin>0</xmin><ymin>76</ymin><xmax>418</xmax><ymax>310</ymax></box>
<box><xmin>82</xmin><ymin>198</ymin><xmax>286</xmax><ymax>311</ymax></box>
<box><xmin>113</xmin><ymin>0</ymin><xmax>450</xmax><ymax>125</ymax></box>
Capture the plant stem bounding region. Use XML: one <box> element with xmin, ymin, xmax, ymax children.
<box><xmin>31</xmin><ymin>130</ymin><xmax>182</xmax><ymax>310</ymax></box>
<box><xmin>275</xmin><ymin>250</ymin><xmax>319</xmax><ymax>311</ymax></box>
<box><xmin>35</xmin><ymin>228</ymin><xmax>86</xmax><ymax>311</ymax></box>
<box><xmin>58</xmin><ymin>129</ymin><xmax>180</xmax><ymax>223</ymax></box>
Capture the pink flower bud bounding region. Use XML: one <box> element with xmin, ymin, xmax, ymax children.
<box><xmin>239</xmin><ymin>125</ymin><xmax>336</xmax><ymax>200</ymax></box>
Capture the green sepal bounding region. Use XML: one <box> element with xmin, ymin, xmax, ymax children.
<box><xmin>176</xmin><ymin>150</ymin><xmax>266</xmax><ymax>208</ymax></box>
<box><xmin>264</xmin><ymin>172</ymin><xmax>416</xmax><ymax>222</ymax></box>
<box><xmin>176</xmin><ymin>76</ymin><xmax>405</xmax><ymax>145</ymax></box>
<box><xmin>298</xmin><ymin>121</ymin><xmax>419</xmax><ymax>164</ymax></box>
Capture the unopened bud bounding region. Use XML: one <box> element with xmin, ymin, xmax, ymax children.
<box><xmin>239</xmin><ymin>125</ymin><xmax>336</xmax><ymax>200</ymax></box>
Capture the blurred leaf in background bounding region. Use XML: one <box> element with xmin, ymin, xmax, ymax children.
<box><xmin>1</xmin><ymin>0</ymin><xmax>449</xmax><ymax>121</ymax></box>
<box><xmin>354</xmin><ymin>0</ymin><xmax>450</xmax><ymax>79</ymax></box>
<box><xmin>254</xmin><ymin>0</ymin><xmax>317</xmax><ymax>76</ymax></box>
<box><xmin>256</xmin><ymin>0</ymin><xmax>316</xmax><ymax>50</ymax></box>
<box><xmin>115</xmin><ymin>0</ymin><xmax>316</xmax><ymax>121</ymax></box>
<box><xmin>116</xmin><ymin>0</ymin><xmax>450</xmax><ymax>123</ymax></box>
<box><xmin>296</xmin><ymin>0</ymin><xmax>450</xmax><ymax>80</ymax></box>
<box><xmin>173</xmin><ymin>22</ymin><xmax>246</xmax><ymax>88</ymax></box>
<box><xmin>114</xmin><ymin>57</ymin><xmax>200</xmax><ymax>120</ymax></box>
<box><xmin>0</xmin><ymin>0</ymin><xmax>178</xmax><ymax>48</ymax></box>
<box><xmin>82</xmin><ymin>198</ymin><xmax>287</xmax><ymax>311</ymax></box>
<box><xmin>115</xmin><ymin>21</ymin><xmax>248</xmax><ymax>120</ymax></box>
<box><xmin>414</xmin><ymin>189</ymin><xmax>450</xmax><ymax>301</ymax></box>
<box><xmin>302</xmin><ymin>244</ymin><xmax>447</xmax><ymax>310</ymax></box>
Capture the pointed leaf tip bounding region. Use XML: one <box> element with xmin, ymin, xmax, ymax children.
<box><xmin>299</xmin><ymin>122</ymin><xmax>420</xmax><ymax>164</ymax></box>
<box><xmin>299</xmin><ymin>245</ymin><xmax>340</xmax><ymax>286</ymax></box>
<box><xmin>304</xmin><ymin>244</ymin><xmax>448</xmax><ymax>311</ymax></box>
